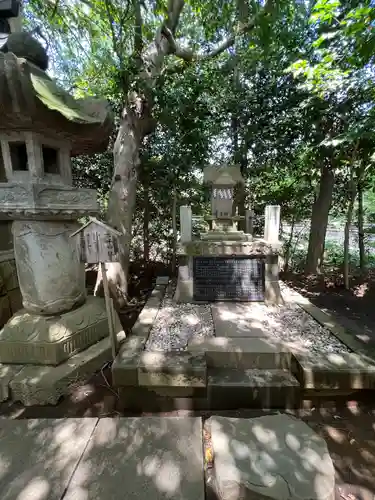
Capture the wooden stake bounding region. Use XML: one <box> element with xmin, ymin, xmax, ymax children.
<box><xmin>100</xmin><ymin>261</ymin><xmax>117</xmax><ymax>359</ymax></box>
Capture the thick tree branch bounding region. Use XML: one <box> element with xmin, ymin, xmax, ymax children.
<box><xmin>133</xmin><ymin>0</ymin><xmax>143</xmax><ymax>56</ymax></box>
<box><xmin>166</xmin><ymin>0</ymin><xmax>185</xmax><ymax>34</ymax></box>
<box><xmin>168</xmin><ymin>0</ymin><xmax>269</xmax><ymax>62</ymax></box>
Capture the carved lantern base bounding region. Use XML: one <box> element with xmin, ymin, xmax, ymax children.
<box><xmin>0</xmin><ymin>295</ymin><xmax>118</xmax><ymax>365</ymax></box>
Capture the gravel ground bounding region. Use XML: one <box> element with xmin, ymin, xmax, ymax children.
<box><xmin>145</xmin><ymin>285</ymin><xmax>214</xmax><ymax>351</ymax></box>
<box><xmin>145</xmin><ymin>283</ymin><xmax>351</xmax><ymax>353</ymax></box>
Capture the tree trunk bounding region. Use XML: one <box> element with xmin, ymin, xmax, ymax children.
<box><xmin>344</xmin><ymin>171</ymin><xmax>356</xmax><ymax>290</ymax></box>
<box><xmin>357</xmin><ymin>168</ymin><xmax>366</xmax><ymax>274</ymax></box>
<box><xmin>283</xmin><ymin>215</ymin><xmax>295</xmax><ymax>273</ymax></box>
<box><xmin>143</xmin><ymin>184</ymin><xmax>150</xmax><ymax>264</ymax></box>
<box><xmin>305</xmin><ymin>163</ymin><xmax>335</xmax><ymax>274</ymax></box>
<box><xmin>95</xmin><ymin>108</ymin><xmax>140</xmax><ymax>308</ymax></box>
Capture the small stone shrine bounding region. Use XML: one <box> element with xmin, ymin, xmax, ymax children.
<box><xmin>175</xmin><ymin>164</ymin><xmax>282</xmax><ymax>303</ymax></box>
<box><xmin>0</xmin><ymin>3</ymin><xmax>122</xmax><ymax>403</ymax></box>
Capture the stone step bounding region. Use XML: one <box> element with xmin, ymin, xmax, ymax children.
<box><xmin>208</xmin><ymin>368</ymin><xmax>300</xmax><ymax>409</ymax></box>
<box><xmin>112</xmin><ymin>346</ymin><xmax>207</xmax><ymax>389</ymax></box>
<box><xmin>188</xmin><ymin>336</ymin><xmax>291</xmax><ymax>370</ymax></box>
<box><xmin>293</xmin><ymin>351</ymin><xmax>375</xmax><ymax>390</ymax></box>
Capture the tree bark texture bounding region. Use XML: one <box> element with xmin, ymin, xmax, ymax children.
<box><xmin>344</xmin><ymin>170</ymin><xmax>356</xmax><ymax>290</ymax></box>
<box><xmin>357</xmin><ymin>166</ymin><xmax>366</xmax><ymax>274</ymax></box>
<box><xmin>305</xmin><ymin>162</ymin><xmax>335</xmax><ymax>274</ymax></box>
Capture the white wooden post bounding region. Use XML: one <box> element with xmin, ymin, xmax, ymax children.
<box><xmin>99</xmin><ymin>262</ymin><xmax>118</xmax><ymax>359</ymax></box>
<box><xmin>180</xmin><ymin>205</ymin><xmax>192</xmax><ymax>243</ymax></box>
<box><xmin>245</xmin><ymin>209</ymin><xmax>254</xmax><ymax>235</ymax></box>
<box><xmin>264</xmin><ymin>205</ymin><xmax>281</xmax><ymax>242</ymax></box>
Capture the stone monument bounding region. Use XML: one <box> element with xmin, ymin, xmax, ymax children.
<box><xmin>175</xmin><ymin>164</ymin><xmax>282</xmax><ymax>304</ymax></box>
<box><xmin>0</xmin><ymin>4</ymin><xmax>122</xmax><ymax>404</ymax></box>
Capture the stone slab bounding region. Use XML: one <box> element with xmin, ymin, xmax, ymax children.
<box><xmin>208</xmin><ymin>368</ymin><xmax>300</xmax><ymax>409</ymax></box>
<box><xmin>138</xmin><ymin>351</ymin><xmax>207</xmax><ymax>388</ymax></box>
<box><xmin>0</xmin><ymin>418</ymin><xmax>97</xmax><ymax>500</ymax></box>
<box><xmin>131</xmin><ymin>284</ymin><xmax>166</xmax><ymax>339</ymax></box>
<box><xmin>63</xmin><ymin>417</ymin><xmax>205</xmax><ymax>500</ymax></box>
<box><xmin>111</xmin><ymin>336</ymin><xmax>145</xmax><ymax>387</ymax></box>
<box><xmin>9</xmin><ymin>328</ymin><xmax>126</xmax><ymax>405</ymax></box>
<box><xmin>207</xmin><ymin>413</ymin><xmax>335</xmax><ymax>500</ymax></box>
<box><xmin>155</xmin><ymin>276</ymin><xmax>169</xmax><ymax>285</ymax></box>
<box><xmin>0</xmin><ymin>296</ymin><xmax>117</xmax><ymax>365</ymax></box>
<box><xmin>293</xmin><ymin>351</ymin><xmax>375</xmax><ymax>390</ymax></box>
<box><xmin>188</xmin><ymin>337</ymin><xmax>291</xmax><ymax>370</ymax></box>
<box><xmin>212</xmin><ymin>303</ymin><xmax>267</xmax><ymax>338</ymax></box>
<box><xmin>0</xmin><ymin>363</ymin><xmax>23</xmax><ymax>402</ymax></box>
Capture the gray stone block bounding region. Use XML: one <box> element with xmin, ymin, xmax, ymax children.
<box><xmin>63</xmin><ymin>417</ymin><xmax>205</xmax><ymax>500</ymax></box>
<box><xmin>138</xmin><ymin>351</ymin><xmax>206</xmax><ymax>388</ymax></box>
<box><xmin>9</xmin><ymin>330</ymin><xmax>126</xmax><ymax>406</ymax></box>
<box><xmin>0</xmin><ymin>418</ymin><xmax>98</xmax><ymax>500</ymax></box>
<box><xmin>294</xmin><ymin>351</ymin><xmax>375</xmax><ymax>390</ymax></box>
<box><xmin>155</xmin><ymin>275</ymin><xmax>169</xmax><ymax>285</ymax></box>
<box><xmin>208</xmin><ymin>368</ymin><xmax>300</xmax><ymax>409</ymax></box>
<box><xmin>0</xmin><ymin>296</ymin><xmax>121</xmax><ymax>365</ymax></box>
<box><xmin>208</xmin><ymin>414</ymin><xmax>335</xmax><ymax>500</ymax></box>
<box><xmin>188</xmin><ymin>337</ymin><xmax>291</xmax><ymax>370</ymax></box>
<box><xmin>111</xmin><ymin>336</ymin><xmax>145</xmax><ymax>387</ymax></box>
<box><xmin>0</xmin><ymin>364</ymin><xmax>23</xmax><ymax>402</ymax></box>
<box><xmin>132</xmin><ymin>285</ymin><xmax>165</xmax><ymax>339</ymax></box>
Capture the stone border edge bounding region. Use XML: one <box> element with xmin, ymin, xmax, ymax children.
<box><xmin>282</xmin><ymin>282</ymin><xmax>375</xmax><ymax>360</ymax></box>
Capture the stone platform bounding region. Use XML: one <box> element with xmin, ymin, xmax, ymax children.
<box><xmin>113</xmin><ymin>278</ymin><xmax>375</xmax><ymax>413</ymax></box>
<box><xmin>0</xmin><ymin>296</ymin><xmax>125</xmax><ymax>405</ymax></box>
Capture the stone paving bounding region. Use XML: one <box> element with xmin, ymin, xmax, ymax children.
<box><xmin>2</xmin><ymin>412</ymin><xmax>375</xmax><ymax>500</ymax></box>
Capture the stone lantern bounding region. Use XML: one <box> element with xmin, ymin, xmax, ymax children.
<box><xmin>0</xmin><ymin>12</ymin><xmax>121</xmax><ymax>404</ymax></box>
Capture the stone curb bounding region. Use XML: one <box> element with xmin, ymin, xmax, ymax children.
<box><xmin>112</xmin><ymin>279</ymin><xmax>168</xmax><ymax>387</ymax></box>
<box><xmin>282</xmin><ymin>283</ymin><xmax>375</xmax><ymax>361</ymax></box>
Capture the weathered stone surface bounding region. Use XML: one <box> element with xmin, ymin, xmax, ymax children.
<box><xmin>0</xmin><ymin>182</ymin><xmax>99</xmax><ymax>220</ymax></box>
<box><xmin>0</xmin><ymin>296</ymin><xmax>118</xmax><ymax>365</ymax></box>
<box><xmin>0</xmin><ymin>363</ymin><xmax>23</xmax><ymax>402</ymax></box>
<box><xmin>0</xmin><ymin>418</ymin><xmax>98</xmax><ymax>500</ymax></box>
<box><xmin>294</xmin><ymin>351</ymin><xmax>375</xmax><ymax>390</ymax></box>
<box><xmin>211</xmin><ymin>303</ymin><xmax>267</xmax><ymax>338</ymax></box>
<box><xmin>131</xmin><ymin>284</ymin><xmax>165</xmax><ymax>339</ymax></box>
<box><xmin>208</xmin><ymin>368</ymin><xmax>300</xmax><ymax>409</ymax></box>
<box><xmin>112</xmin><ymin>336</ymin><xmax>145</xmax><ymax>387</ymax></box>
<box><xmin>208</xmin><ymin>414</ymin><xmax>335</xmax><ymax>500</ymax></box>
<box><xmin>9</xmin><ymin>327</ymin><xmax>126</xmax><ymax>405</ymax></box>
<box><xmin>188</xmin><ymin>337</ymin><xmax>291</xmax><ymax>370</ymax></box>
<box><xmin>63</xmin><ymin>417</ymin><xmax>205</xmax><ymax>500</ymax></box>
<box><xmin>178</xmin><ymin>239</ymin><xmax>281</xmax><ymax>257</ymax></box>
<box><xmin>155</xmin><ymin>275</ymin><xmax>169</xmax><ymax>285</ymax></box>
<box><xmin>13</xmin><ymin>220</ymin><xmax>86</xmax><ymax>315</ymax></box>
<box><xmin>138</xmin><ymin>351</ymin><xmax>206</xmax><ymax>388</ymax></box>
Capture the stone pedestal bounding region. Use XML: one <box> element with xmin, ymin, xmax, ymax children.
<box><xmin>0</xmin><ymin>296</ymin><xmax>111</xmax><ymax>365</ymax></box>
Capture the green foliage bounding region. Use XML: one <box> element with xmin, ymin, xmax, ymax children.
<box><xmin>22</xmin><ymin>0</ymin><xmax>375</xmax><ymax>271</ymax></box>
